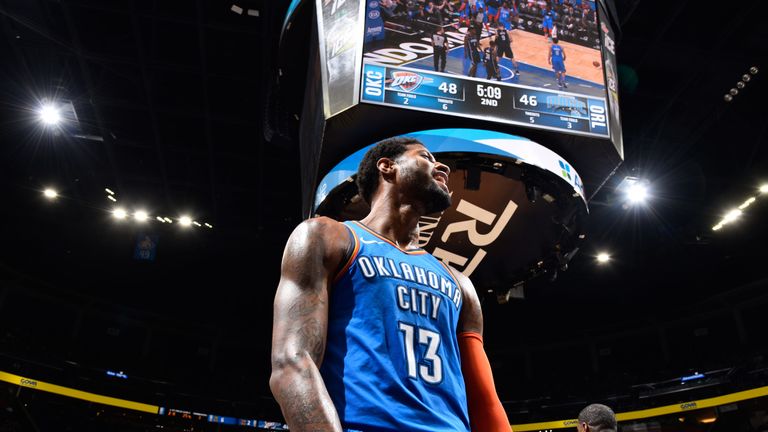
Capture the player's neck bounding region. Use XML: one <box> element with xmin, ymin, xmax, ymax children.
<box><xmin>361</xmin><ymin>196</ymin><xmax>423</xmax><ymax>249</ymax></box>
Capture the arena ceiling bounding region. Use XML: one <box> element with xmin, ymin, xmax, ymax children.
<box><xmin>0</xmin><ymin>0</ymin><xmax>767</xmax><ymax>417</ymax></box>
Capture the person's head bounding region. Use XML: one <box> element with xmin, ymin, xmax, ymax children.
<box><xmin>356</xmin><ymin>137</ymin><xmax>451</xmax><ymax>214</ymax></box>
<box><xmin>489</xmin><ymin>39</ymin><xmax>497</xmax><ymax>47</ymax></box>
<box><xmin>577</xmin><ymin>404</ymin><xmax>617</xmax><ymax>432</ymax></box>
<box><xmin>437</xmin><ymin>26</ymin><xmax>444</xmax><ymax>34</ymax></box>
<box><xmin>552</xmin><ymin>37</ymin><xmax>559</xmax><ymax>44</ymax></box>
<box><xmin>497</xmin><ymin>22</ymin><xmax>505</xmax><ymax>28</ymax></box>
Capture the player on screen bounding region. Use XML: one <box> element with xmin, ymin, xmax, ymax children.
<box><xmin>548</xmin><ymin>37</ymin><xmax>567</xmax><ymax>89</ymax></box>
<box><xmin>464</xmin><ymin>27</ymin><xmax>482</xmax><ymax>77</ymax></box>
<box><xmin>495</xmin><ymin>22</ymin><xmax>520</xmax><ymax>76</ymax></box>
<box><xmin>496</xmin><ymin>2</ymin><xmax>513</xmax><ymax>30</ymax></box>
<box><xmin>484</xmin><ymin>40</ymin><xmax>501</xmax><ymax>80</ymax></box>
<box><xmin>542</xmin><ymin>11</ymin><xmax>554</xmax><ymax>40</ymax></box>
<box><xmin>486</xmin><ymin>0</ymin><xmax>500</xmax><ymax>25</ymax></box>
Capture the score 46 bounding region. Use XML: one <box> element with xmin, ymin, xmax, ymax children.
<box><xmin>518</xmin><ymin>94</ymin><xmax>538</xmax><ymax>106</ymax></box>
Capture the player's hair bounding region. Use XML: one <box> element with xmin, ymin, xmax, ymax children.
<box><xmin>356</xmin><ymin>136</ymin><xmax>424</xmax><ymax>204</ymax></box>
<box><xmin>489</xmin><ymin>39</ymin><xmax>497</xmax><ymax>46</ymax></box>
<box><xmin>552</xmin><ymin>37</ymin><xmax>559</xmax><ymax>43</ymax></box>
<box><xmin>578</xmin><ymin>404</ymin><xmax>617</xmax><ymax>432</ymax></box>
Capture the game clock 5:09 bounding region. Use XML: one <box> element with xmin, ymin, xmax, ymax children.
<box><xmin>476</xmin><ymin>85</ymin><xmax>502</xmax><ymax>106</ymax></box>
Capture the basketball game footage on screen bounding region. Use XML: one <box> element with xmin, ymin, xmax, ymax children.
<box><xmin>360</xmin><ymin>0</ymin><xmax>611</xmax><ymax>137</ymax></box>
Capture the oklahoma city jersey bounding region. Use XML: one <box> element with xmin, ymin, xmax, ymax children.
<box><xmin>320</xmin><ymin>221</ymin><xmax>470</xmax><ymax>432</ymax></box>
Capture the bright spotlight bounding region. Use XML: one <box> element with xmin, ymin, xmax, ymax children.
<box><xmin>626</xmin><ymin>183</ymin><xmax>649</xmax><ymax>204</ymax></box>
<box><xmin>179</xmin><ymin>216</ymin><xmax>192</xmax><ymax>227</ymax></box>
<box><xmin>760</xmin><ymin>184</ymin><xmax>768</xmax><ymax>194</ymax></box>
<box><xmin>134</xmin><ymin>210</ymin><xmax>149</xmax><ymax>222</ymax></box>
<box><xmin>113</xmin><ymin>208</ymin><xmax>127</xmax><ymax>219</ymax></box>
<box><xmin>43</xmin><ymin>188</ymin><xmax>58</xmax><ymax>199</ymax></box>
<box><xmin>723</xmin><ymin>209</ymin><xmax>742</xmax><ymax>223</ymax></box>
<box><xmin>39</xmin><ymin>104</ymin><xmax>61</xmax><ymax>125</ymax></box>
<box><xmin>596</xmin><ymin>252</ymin><xmax>611</xmax><ymax>263</ymax></box>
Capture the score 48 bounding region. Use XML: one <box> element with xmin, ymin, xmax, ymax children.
<box><xmin>476</xmin><ymin>84</ymin><xmax>501</xmax><ymax>107</ymax></box>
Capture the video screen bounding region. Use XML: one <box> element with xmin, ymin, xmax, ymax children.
<box><xmin>360</xmin><ymin>0</ymin><xmax>611</xmax><ymax>137</ymax></box>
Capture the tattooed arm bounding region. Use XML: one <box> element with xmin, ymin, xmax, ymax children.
<box><xmin>270</xmin><ymin>218</ymin><xmax>350</xmax><ymax>432</ymax></box>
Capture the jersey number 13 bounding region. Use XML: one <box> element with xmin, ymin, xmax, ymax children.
<box><xmin>398</xmin><ymin>322</ymin><xmax>443</xmax><ymax>384</ymax></box>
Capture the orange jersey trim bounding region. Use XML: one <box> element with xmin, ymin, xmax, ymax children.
<box><xmin>332</xmin><ymin>223</ymin><xmax>361</xmax><ymax>284</ymax></box>
<box><xmin>351</xmin><ymin>221</ymin><xmax>428</xmax><ymax>255</ymax></box>
<box><xmin>438</xmin><ymin>261</ymin><xmax>464</xmax><ymax>304</ymax></box>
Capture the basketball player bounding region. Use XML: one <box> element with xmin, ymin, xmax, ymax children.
<box><xmin>270</xmin><ymin>137</ymin><xmax>510</xmax><ymax>432</ymax></box>
<box><xmin>577</xmin><ymin>403</ymin><xmax>617</xmax><ymax>432</ymax></box>
<box><xmin>496</xmin><ymin>1</ymin><xmax>513</xmax><ymax>30</ymax></box>
<box><xmin>464</xmin><ymin>27</ymin><xmax>481</xmax><ymax>77</ymax></box>
<box><xmin>542</xmin><ymin>11</ymin><xmax>554</xmax><ymax>40</ymax></box>
<box><xmin>432</xmin><ymin>26</ymin><xmax>447</xmax><ymax>72</ymax></box>
<box><xmin>495</xmin><ymin>22</ymin><xmax>520</xmax><ymax>76</ymax></box>
<box><xmin>484</xmin><ymin>39</ymin><xmax>501</xmax><ymax>80</ymax></box>
<box><xmin>548</xmin><ymin>37</ymin><xmax>567</xmax><ymax>89</ymax></box>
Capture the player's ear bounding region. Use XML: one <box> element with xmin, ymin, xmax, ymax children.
<box><xmin>377</xmin><ymin>157</ymin><xmax>398</xmax><ymax>178</ymax></box>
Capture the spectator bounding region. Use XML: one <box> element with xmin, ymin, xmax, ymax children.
<box><xmin>577</xmin><ymin>403</ymin><xmax>617</xmax><ymax>432</ymax></box>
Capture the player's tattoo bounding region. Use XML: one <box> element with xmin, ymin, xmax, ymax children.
<box><xmin>297</xmin><ymin>317</ymin><xmax>326</xmax><ymax>364</ymax></box>
<box><xmin>276</xmin><ymin>380</ymin><xmax>335</xmax><ymax>431</ymax></box>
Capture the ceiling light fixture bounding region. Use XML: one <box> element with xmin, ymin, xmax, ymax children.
<box><xmin>43</xmin><ymin>188</ymin><xmax>58</xmax><ymax>199</ymax></box>
<box><xmin>38</xmin><ymin>104</ymin><xmax>61</xmax><ymax>125</ymax></box>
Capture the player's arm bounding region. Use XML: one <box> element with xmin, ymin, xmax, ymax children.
<box><xmin>548</xmin><ymin>47</ymin><xmax>552</xmax><ymax>64</ymax></box>
<box><xmin>453</xmin><ymin>268</ymin><xmax>511</xmax><ymax>432</ymax></box>
<box><xmin>270</xmin><ymin>218</ymin><xmax>349</xmax><ymax>432</ymax></box>
<box><xmin>464</xmin><ymin>37</ymin><xmax>470</xmax><ymax>58</ymax></box>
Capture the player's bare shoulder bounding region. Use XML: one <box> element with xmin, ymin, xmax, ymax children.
<box><xmin>283</xmin><ymin>217</ymin><xmax>351</xmax><ymax>273</ymax></box>
<box><xmin>444</xmin><ymin>264</ymin><xmax>483</xmax><ymax>334</ymax></box>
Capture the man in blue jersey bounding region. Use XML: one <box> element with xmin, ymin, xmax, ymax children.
<box><xmin>270</xmin><ymin>137</ymin><xmax>510</xmax><ymax>432</ymax></box>
<box><xmin>548</xmin><ymin>37</ymin><xmax>567</xmax><ymax>89</ymax></box>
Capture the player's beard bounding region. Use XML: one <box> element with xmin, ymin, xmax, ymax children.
<box><xmin>402</xmin><ymin>166</ymin><xmax>452</xmax><ymax>214</ymax></box>
<box><xmin>422</xmin><ymin>180</ymin><xmax>452</xmax><ymax>214</ymax></box>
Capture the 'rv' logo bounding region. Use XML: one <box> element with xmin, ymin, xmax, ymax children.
<box><xmin>388</xmin><ymin>71</ymin><xmax>424</xmax><ymax>92</ymax></box>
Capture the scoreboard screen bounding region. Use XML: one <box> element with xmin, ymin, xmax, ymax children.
<box><xmin>360</xmin><ymin>0</ymin><xmax>614</xmax><ymax>138</ymax></box>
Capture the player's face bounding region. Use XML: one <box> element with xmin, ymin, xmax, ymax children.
<box><xmin>396</xmin><ymin>144</ymin><xmax>452</xmax><ymax>213</ymax></box>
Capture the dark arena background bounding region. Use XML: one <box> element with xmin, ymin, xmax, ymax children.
<box><xmin>1</xmin><ymin>0</ymin><xmax>768</xmax><ymax>431</ymax></box>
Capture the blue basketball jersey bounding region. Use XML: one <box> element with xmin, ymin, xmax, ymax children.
<box><xmin>550</xmin><ymin>44</ymin><xmax>564</xmax><ymax>60</ymax></box>
<box><xmin>320</xmin><ymin>221</ymin><xmax>470</xmax><ymax>432</ymax></box>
